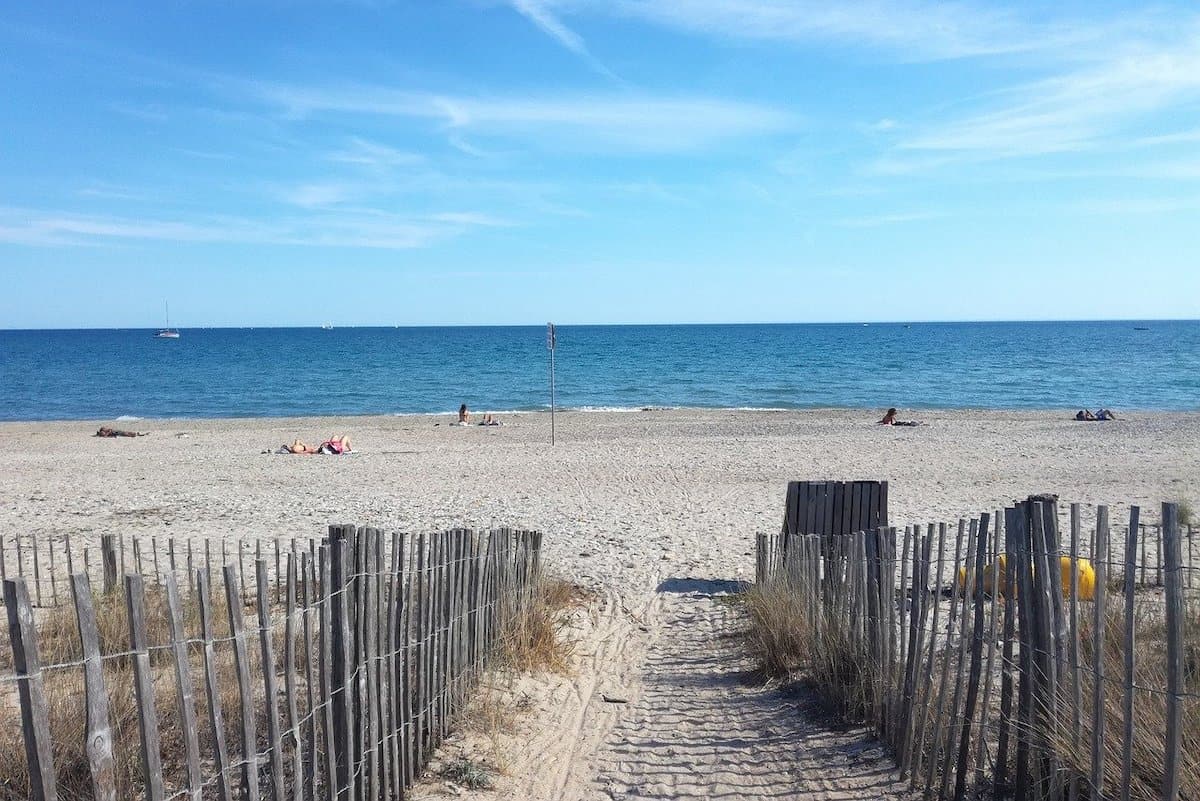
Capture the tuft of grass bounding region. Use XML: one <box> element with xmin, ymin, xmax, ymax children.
<box><xmin>741</xmin><ymin>579</ymin><xmax>871</xmax><ymax>719</ymax></box>
<box><xmin>1176</xmin><ymin>498</ymin><xmax>1196</xmax><ymax>527</ymax></box>
<box><xmin>457</xmin><ymin>577</ymin><xmax>587</xmax><ymax>775</ymax></box>
<box><xmin>1051</xmin><ymin>598</ymin><xmax>1200</xmax><ymax>801</ymax></box>
<box><xmin>459</xmin><ymin>683</ymin><xmax>520</xmax><ymax>773</ymax></box>
<box><xmin>498</xmin><ymin>578</ymin><xmax>586</xmax><ymax>673</ymax></box>
<box><xmin>442</xmin><ymin>757</ymin><xmax>494</xmax><ymax>789</ymax></box>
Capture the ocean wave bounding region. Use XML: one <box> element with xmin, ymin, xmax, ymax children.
<box><xmin>390</xmin><ymin>409</ymin><xmax>535</xmax><ymax>417</ymax></box>
<box><xmin>115</xmin><ymin>415</ymin><xmax>142</xmax><ymax>421</ymax></box>
<box><xmin>570</xmin><ymin>405</ymin><xmax>682</xmax><ymax>413</ymax></box>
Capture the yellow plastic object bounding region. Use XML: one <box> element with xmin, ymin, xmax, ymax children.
<box><xmin>1060</xmin><ymin>556</ymin><xmax>1096</xmax><ymax>601</ymax></box>
<box><xmin>956</xmin><ymin>554</ymin><xmax>1095</xmax><ymax>600</ymax></box>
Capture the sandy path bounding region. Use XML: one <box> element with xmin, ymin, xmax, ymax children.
<box><xmin>428</xmin><ymin>579</ymin><xmax>917</xmax><ymax>801</ymax></box>
<box><xmin>589</xmin><ymin>581</ymin><xmax>915</xmax><ymax>801</ymax></box>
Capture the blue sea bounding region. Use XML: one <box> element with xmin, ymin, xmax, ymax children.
<box><xmin>0</xmin><ymin>321</ymin><xmax>1196</xmax><ymax>421</ymax></box>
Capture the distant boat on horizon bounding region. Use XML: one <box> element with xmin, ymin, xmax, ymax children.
<box><xmin>321</xmin><ymin>323</ymin><xmax>333</xmax><ymax>330</ymax></box>
<box><xmin>155</xmin><ymin>302</ymin><xmax>180</xmax><ymax>339</ymax></box>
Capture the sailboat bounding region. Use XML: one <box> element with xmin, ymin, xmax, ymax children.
<box><xmin>155</xmin><ymin>302</ymin><xmax>180</xmax><ymax>338</ymax></box>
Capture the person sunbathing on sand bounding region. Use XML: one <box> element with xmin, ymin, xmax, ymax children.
<box><xmin>878</xmin><ymin>408</ymin><xmax>920</xmax><ymax>426</ymax></box>
<box><xmin>318</xmin><ymin>434</ymin><xmax>351</xmax><ymax>454</ymax></box>
<box><xmin>280</xmin><ymin>434</ymin><xmax>351</xmax><ymax>454</ymax></box>
<box><xmin>478</xmin><ymin>414</ymin><xmax>501</xmax><ymax>426</ymax></box>
<box><xmin>458</xmin><ymin>403</ymin><xmax>470</xmax><ymax>425</ymax></box>
<box><xmin>96</xmin><ymin>426</ymin><xmax>148</xmax><ymax>437</ymax></box>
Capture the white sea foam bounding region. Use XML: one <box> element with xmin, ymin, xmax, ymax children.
<box><xmin>390</xmin><ymin>409</ymin><xmax>535</xmax><ymax>417</ymax></box>
<box><xmin>116</xmin><ymin>415</ymin><xmax>142</xmax><ymax>421</ymax></box>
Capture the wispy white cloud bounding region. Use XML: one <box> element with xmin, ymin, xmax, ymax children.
<box><xmin>899</xmin><ymin>36</ymin><xmax>1200</xmax><ymax>157</ymax></box>
<box><xmin>601</xmin><ymin>180</ymin><xmax>696</xmax><ymax>204</ymax></box>
<box><xmin>544</xmin><ymin>0</ymin><xmax>1090</xmax><ymax>62</ymax></box>
<box><xmin>108</xmin><ymin>102</ymin><xmax>169</xmax><ymax>122</ymax></box>
<box><xmin>172</xmin><ymin>147</ymin><xmax>236</xmax><ymax>161</ymax></box>
<box><xmin>511</xmin><ymin>0</ymin><xmax>586</xmax><ymax>52</ymax></box>
<box><xmin>1075</xmin><ymin>195</ymin><xmax>1200</xmax><ymax>215</ymax></box>
<box><xmin>327</xmin><ymin>137</ymin><xmax>426</xmax><ymax>170</ymax></box>
<box><xmin>285</xmin><ymin>183</ymin><xmax>361</xmax><ymax>208</ymax></box>
<box><xmin>447</xmin><ymin>134</ymin><xmax>495</xmax><ymax>158</ymax></box>
<box><xmin>1131</xmin><ymin>127</ymin><xmax>1200</xmax><ymax>148</ymax></box>
<box><xmin>833</xmin><ymin>211</ymin><xmax>942</xmax><ymax>227</ymax></box>
<box><xmin>1066</xmin><ymin>158</ymin><xmax>1200</xmax><ymax>181</ymax></box>
<box><xmin>426</xmin><ymin>211</ymin><xmax>517</xmax><ymax>227</ymax></box>
<box><xmin>76</xmin><ymin>183</ymin><xmax>156</xmax><ymax>202</ymax></box>
<box><xmin>509</xmin><ymin>0</ymin><xmax>618</xmax><ymax>79</ymax></box>
<box><xmin>245</xmin><ymin>82</ymin><xmax>795</xmax><ymax>152</ymax></box>
<box><xmin>0</xmin><ymin>210</ymin><xmax>233</xmax><ymax>247</ymax></box>
<box><xmin>0</xmin><ymin>206</ymin><xmax>506</xmax><ymax>250</ymax></box>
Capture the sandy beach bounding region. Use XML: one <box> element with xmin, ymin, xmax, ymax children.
<box><xmin>2</xmin><ymin>408</ymin><xmax>1197</xmax><ymax>799</ymax></box>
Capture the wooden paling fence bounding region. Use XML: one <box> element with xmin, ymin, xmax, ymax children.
<box><xmin>0</xmin><ymin>531</ymin><xmax>339</xmax><ymax>610</ymax></box>
<box><xmin>0</xmin><ymin>524</ymin><xmax>542</xmax><ymax>801</ymax></box>
<box><xmin>757</xmin><ymin>497</ymin><xmax>1197</xmax><ymax>801</ymax></box>
<box><xmin>5</xmin><ymin>513</ymin><xmax>1190</xmax><ymax>612</ymax></box>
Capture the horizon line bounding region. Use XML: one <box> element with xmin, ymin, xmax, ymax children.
<box><xmin>1</xmin><ymin>317</ymin><xmax>1197</xmax><ymax>332</ymax></box>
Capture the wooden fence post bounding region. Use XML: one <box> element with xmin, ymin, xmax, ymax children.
<box><xmin>936</xmin><ymin>519</ymin><xmax>976</xmax><ymax>801</ymax></box>
<box><xmin>126</xmin><ymin>573</ymin><xmax>166</xmax><ymax>801</ymax></box>
<box><xmin>47</xmin><ymin>532</ymin><xmax>58</xmax><ymax>607</ymax></box>
<box><xmin>196</xmin><ymin>571</ymin><xmax>233</xmax><ymax>801</ymax></box>
<box><xmin>284</xmin><ymin>555</ymin><xmax>303</xmax><ymax>801</ymax></box>
<box><xmin>996</xmin><ymin>507</ymin><xmax>1018</xmax><ymax>799</ymax></box>
<box><xmin>1011</xmin><ymin>504</ymin><xmax>1035</xmax><ymax>801</ymax></box>
<box><xmin>1089</xmin><ymin>506</ymin><xmax>1109</xmax><ymax>800</ymax></box>
<box><xmin>3</xmin><ymin>577</ymin><xmax>57</xmax><ymax>801</ymax></box>
<box><xmin>1068</xmin><ymin>504</ymin><xmax>1082</xmax><ymax>801</ymax></box>
<box><xmin>71</xmin><ymin>572</ymin><xmax>117</xmax><ymax>801</ymax></box>
<box><xmin>923</xmin><ymin>519</ymin><xmax>966</xmax><ymax>801</ymax></box>
<box><xmin>257</xmin><ymin>560</ymin><xmax>286</xmax><ymax>801</ymax></box>
<box><xmin>318</xmin><ymin>546</ymin><xmax>337</xmax><ymax>801</ymax></box>
<box><xmin>1120</xmin><ymin>506</ymin><xmax>1140</xmax><ymax>801</ymax></box>
<box><xmin>101</xmin><ymin>534</ymin><xmax>118</xmax><ymax>594</ymax></box>
<box><xmin>385</xmin><ymin>530</ymin><xmax>402</xmax><ymax>791</ymax></box>
<box><xmin>911</xmin><ymin>522</ymin><xmax>946</xmax><ymax>791</ymax></box>
<box><xmin>1162</xmin><ymin>503</ymin><xmax>1183</xmax><ymax>801</ymax></box>
<box><xmin>32</xmin><ymin>532</ymin><xmax>43</xmax><ymax>607</ymax></box>
<box><xmin>1033</xmin><ymin>498</ymin><xmax>1065</xmax><ymax>800</ymax></box>
<box><xmin>364</xmin><ymin>529</ymin><xmax>382</xmax><ymax>801</ymax></box>
<box><xmin>301</xmin><ymin>553</ymin><xmax>320</xmax><ymax>801</ymax></box>
<box><xmin>955</xmin><ymin>513</ymin><xmax>990</xmax><ymax>801</ymax></box>
<box><xmin>164</xmin><ymin>573</ymin><xmax>203</xmax><ymax>801</ymax></box>
<box><xmin>330</xmin><ymin>531</ymin><xmax>354</xmax><ymax>801</ymax></box>
<box><xmin>224</xmin><ymin>565</ymin><xmax>262</xmax><ymax>801</ymax></box>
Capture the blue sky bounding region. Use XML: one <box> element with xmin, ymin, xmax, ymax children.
<box><xmin>1</xmin><ymin>1</ymin><xmax>1199</xmax><ymax>328</ymax></box>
